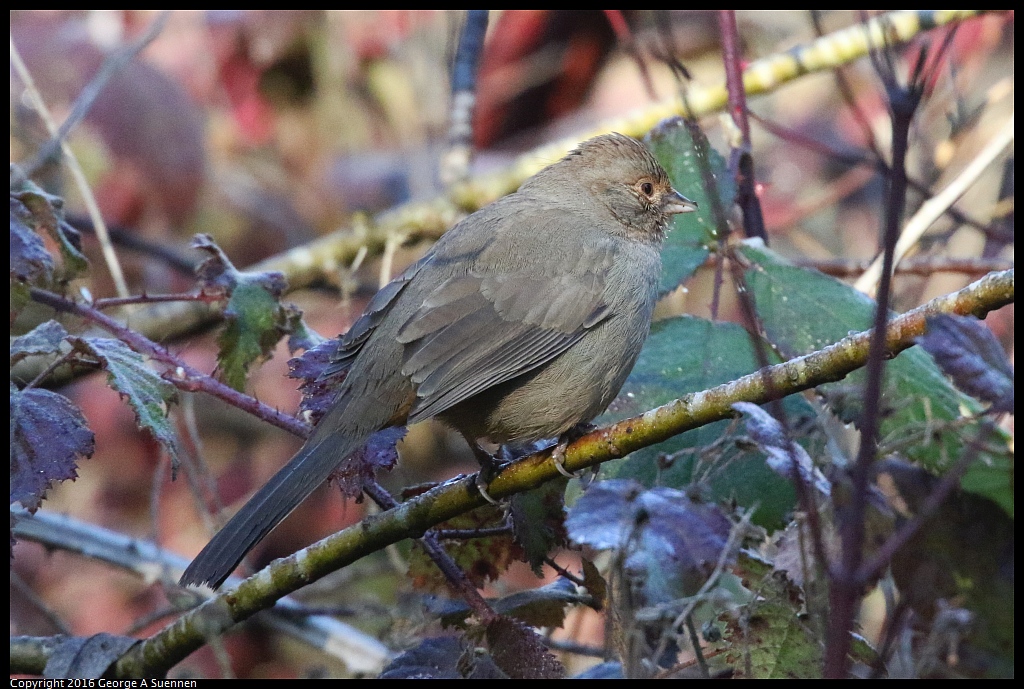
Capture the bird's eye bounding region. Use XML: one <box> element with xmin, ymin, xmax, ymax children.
<box><xmin>640</xmin><ymin>182</ymin><xmax>654</xmax><ymax>196</ymax></box>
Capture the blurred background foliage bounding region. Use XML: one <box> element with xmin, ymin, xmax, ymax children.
<box><xmin>10</xmin><ymin>10</ymin><xmax>1013</xmax><ymax>678</ymax></box>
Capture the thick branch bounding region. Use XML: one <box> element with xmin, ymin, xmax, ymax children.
<box><xmin>114</xmin><ymin>268</ymin><xmax>1012</xmax><ymax>677</ymax></box>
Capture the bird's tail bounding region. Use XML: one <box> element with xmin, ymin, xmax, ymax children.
<box><xmin>179</xmin><ymin>426</ymin><xmax>365</xmax><ymax>590</ymax></box>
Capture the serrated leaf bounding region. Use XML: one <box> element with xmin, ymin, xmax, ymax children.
<box><xmin>15</xmin><ymin>188</ymin><xmax>89</xmax><ymax>281</ymax></box>
<box><xmin>740</xmin><ymin>242</ymin><xmax>1013</xmax><ymax>516</ymax></box>
<box><xmin>485</xmin><ymin>617</ymin><xmax>564</xmax><ymax>679</ymax></box>
<box><xmin>70</xmin><ymin>337</ymin><xmax>179</xmax><ymax>460</ymax></box>
<box><xmin>10</xmin><ymin>386</ymin><xmax>95</xmax><ymax>512</ymax></box>
<box><xmin>646</xmin><ymin>117</ymin><xmax>735</xmax><ymax>292</ymax></box>
<box><xmin>10</xmin><ymin>197</ymin><xmax>55</xmax><ymax>287</ymax></box>
<box><xmin>192</xmin><ymin>234</ymin><xmax>295</xmax><ymax>390</ymax></box>
<box><xmin>725</xmin><ymin>553</ymin><xmax>822</xmax><ymax>679</ymax></box>
<box><xmin>567</xmin><ymin>480</ymin><xmax>733</xmax><ymax>604</ymax></box>
<box><xmin>10</xmin><ymin>320</ymin><xmax>68</xmax><ymax>365</ymax></box>
<box><xmin>409</xmin><ymin>503</ymin><xmax>518</xmax><ymax>592</ymax></box>
<box><xmin>217</xmin><ymin>278</ymin><xmax>290</xmax><ymax>390</ymax></box>
<box><xmin>601</xmin><ymin>315</ymin><xmax>817</xmax><ymax>528</ymax></box>
<box><xmin>917</xmin><ymin>314</ymin><xmax>1013</xmax><ymax>412</ymax></box>
<box><xmin>510</xmin><ymin>478</ymin><xmax>568</xmax><ymax>575</ymax></box>
<box><xmin>328</xmin><ymin>426</ymin><xmax>405</xmax><ymax>498</ymax></box>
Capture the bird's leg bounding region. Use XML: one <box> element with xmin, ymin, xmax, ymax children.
<box><xmin>461</xmin><ymin>436</ymin><xmax>505</xmax><ymax>505</ymax></box>
<box><xmin>551</xmin><ymin>422</ymin><xmax>597</xmax><ymax>478</ymax></box>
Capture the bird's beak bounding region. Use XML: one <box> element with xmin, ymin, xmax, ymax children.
<box><xmin>661</xmin><ymin>189</ymin><xmax>698</xmax><ymax>215</ymax></box>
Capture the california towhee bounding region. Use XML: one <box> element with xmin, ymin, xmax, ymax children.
<box><xmin>181</xmin><ymin>133</ymin><xmax>696</xmax><ymax>588</ymax></box>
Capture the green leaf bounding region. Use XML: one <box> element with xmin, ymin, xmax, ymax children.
<box><xmin>191</xmin><ymin>234</ymin><xmax>295</xmax><ymax>390</ymax></box>
<box><xmin>510</xmin><ymin>477</ymin><xmax>568</xmax><ymax>575</ymax></box>
<box><xmin>217</xmin><ymin>278</ymin><xmax>291</xmax><ymax>390</ymax></box>
<box><xmin>725</xmin><ymin>554</ymin><xmax>822</xmax><ymax>678</ymax></box>
<box><xmin>646</xmin><ymin>118</ymin><xmax>735</xmax><ymax>293</ymax></box>
<box><xmin>740</xmin><ymin>242</ymin><xmax>1013</xmax><ymax>516</ymax></box>
<box><xmin>881</xmin><ymin>458</ymin><xmax>1014</xmax><ymax>677</ymax></box>
<box><xmin>600</xmin><ymin>316</ymin><xmax>818</xmax><ymax>529</ymax></box>
<box><xmin>70</xmin><ymin>337</ymin><xmax>179</xmax><ymax>460</ymax></box>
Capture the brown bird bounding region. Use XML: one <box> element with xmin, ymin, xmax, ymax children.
<box><xmin>180</xmin><ymin>133</ymin><xmax>696</xmax><ymax>589</ymax></box>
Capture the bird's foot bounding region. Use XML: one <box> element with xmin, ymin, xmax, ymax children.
<box><xmin>551</xmin><ymin>423</ymin><xmax>595</xmax><ymax>478</ymax></box>
<box><xmin>475</xmin><ymin>471</ymin><xmax>500</xmax><ymax>505</ymax></box>
<box><xmin>551</xmin><ymin>441</ymin><xmax>581</xmax><ymax>478</ymax></box>
<box><xmin>468</xmin><ymin>441</ymin><xmax>506</xmax><ymax>505</ymax></box>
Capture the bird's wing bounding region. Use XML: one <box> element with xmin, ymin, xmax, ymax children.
<box><xmin>398</xmin><ymin>225</ymin><xmax>618</xmax><ymax>423</ymax></box>
<box><xmin>320</xmin><ymin>256</ymin><xmax>428</xmax><ymax>379</ymax></box>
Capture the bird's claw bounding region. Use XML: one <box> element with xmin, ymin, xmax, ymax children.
<box><xmin>475</xmin><ymin>472</ymin><xmax>500</xmax><ymax>505</ymax></box>
<box><xmin>552</xmin><ymin>442</ymin><xmax>582</xmax><ymax>479</ymax></box>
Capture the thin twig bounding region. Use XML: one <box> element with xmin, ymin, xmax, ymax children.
<box><xmin>810</xmin><ymin>10</ymin><xmax>889</xmax><ymax>164</ymax></box>
<box><xmin>825</xmin><ymin>40</ymin><xmax>922</xmax><ymax>677</ymax></box>
<box><xmin>544</xmin><ymin>558</ymin><xmax>586</xmax><ymax>587</ymax></box>
<box><xmin>855</xmin><ymin>115</ymin><xmax>1015</xmax><ymax>293</ymax></box>
<box><xmin>11</xmin><ymin>37</ymin><xmax>129</xmax><ymax>297</ymax></box>
<box><xmin>66</xmin><ymin>216</ymin><xmax>199</xmax><ymax>276</ymax></box>
<box><xmin>748</xmin><ymin>110</ymin><xmax>996</xmax><ymax>236</ymax></box>
<box><xmin>727</xmin><ymin>253</ymin><xmax>832</xmax><ymax>582</ymax></box>
<box><xmin>717</xmin><ymin>11</ymin><xmax>766</xmax><ymax>241</ymax></box>
<box><xmin>684</xmin><ymin>614</ymin><xmax>710</xmax><ymax>679</ymax></box>
<box><xmin>20</xmin><ymin>12</ymin><xmax>172</xmax><ymax>177</ymax></box>
<box><xmin>433</xmin><ymin>525</ymin><xmax>513</xmax><ymax>540</ymax></box>
<box><xmin>93</xmin><ymin>293</ymin><xmax>219</xmax><ymax>310</ymax></box>
<box><xmin>10</xmin><ymin>507</ymin><xmax>392</xmax><ymax>673</ymax></box>
<box><xmin>604</xmin><ymin>10</ymin><xmax>657</xmax><ymax>101</ymax></box>
<box><xmin>363</xmin><ymin>481</ymin><xmax>497</xmax><ymax>623</ymax></box>
<box><xmin>798</xmin><ymin>256</ymin><xmax>1012</xmax><ymax>278</ymax></box>
<box><xmin>24</xmin><ymin>350</ymin><xmax>78</xmax><ymax>390</ymax></box>
<box><xmin>10</xmin><ymin>572</ymin><xmax>71</xmax><ymax>636</ymax></box>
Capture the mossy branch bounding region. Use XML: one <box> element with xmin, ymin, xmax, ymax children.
<box><xmin>112</xmin><ymin>268</ymin><xmax>1012</xmax><ymax>677</ymax></box>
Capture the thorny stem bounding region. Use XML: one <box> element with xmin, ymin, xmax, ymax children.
<box><xmin>824</xmin><ymin>54</ymin><xmax>921</xmax><ymax>678</ymax></box>
<box><xmin>28</xmin><ymin>287</ymin><xmax>307</xmax><ymax>438</ymax></box>
<box><xmin>362</xmin><ymin>481</ymin><xmax>497</xmax><ymax>623</ymax></box>
<box><xmin>718</xmin><ymin>10</ymin><xmax>767</xmax><ymax>242</ymax></box>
